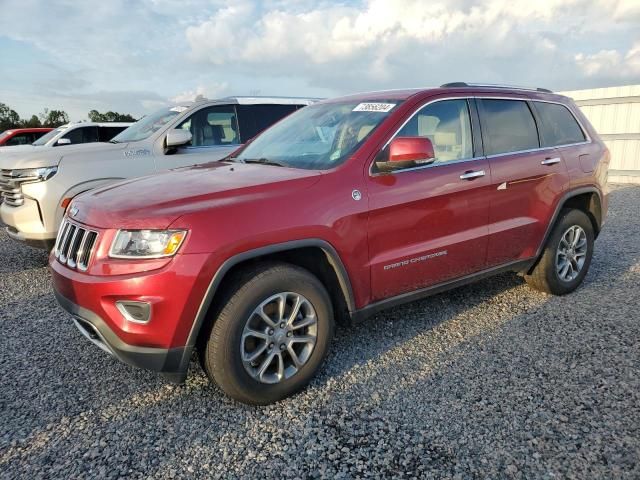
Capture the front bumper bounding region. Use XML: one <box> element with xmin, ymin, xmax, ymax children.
<box><xmin>54</xmin><ymin>289</ymin><xmax>190</xmax><ymax>382</ymax></box>
<box><xmin>50</xmin><ymin>249</ymin><xmax>215</xmax><ymax>383</ymax></box>
<box><xmin>0</xmin><ymin>199</ymin><xmax>57</xmax><ymax>249</ymax></box>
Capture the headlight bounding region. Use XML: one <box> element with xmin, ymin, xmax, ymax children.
<box><xmin>109</xmin><ymin>229</ymin><xmax>187</xmax><ymax>259</ymax></box>
<box><xmin>8</xmin><ymin>166</ymin><xmax>58</xmax><ymax>183</ymax></box>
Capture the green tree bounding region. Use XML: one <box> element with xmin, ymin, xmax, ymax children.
<box><xmin>87</xmin><ymin>109</ymin><xmax>102</xmax><ymax>122</ymax></box>
<box><xmin>20</xmin><ymin>115</ymin><xmax>42</xmax><ymax>128</ymax></box>
<box><xmin>39</xmin><ymin>108</ymin><xmax>69</xmax><ymax>127</ymax></box>
<box><xmin>88</xmin><ymin>109</ymin><xmax>137</xmax><ymax>122</ymax></box>
<box><xmin>0</xmin><ymin>102</ymin><xmax>21</xmax><ymax>131</ymax></box>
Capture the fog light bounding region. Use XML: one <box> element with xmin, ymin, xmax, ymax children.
<box><xmin>115</xmin><ymin>301</ymin><xmax>151</xmax><ymax>324</ymax></box>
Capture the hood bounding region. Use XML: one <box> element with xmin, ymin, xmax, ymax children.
<box><xmin>0</xmin><ymin>145</ymin><xmax>40</xmax><ymax>154</ymax></box>
<box><xmin>71</xmin><ymin>161</ymin><xmax>323</xmax><ymax>229</ymax></box>
<box><xmin>0</xmin><ymin>142</ymin><xmax>129</xmax><ymax>170</ymax></box>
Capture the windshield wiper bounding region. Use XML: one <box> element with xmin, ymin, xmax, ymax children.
<box><xmin>241</xmin><ymin>158</ymin><xmax>286</xmax><ymax>167</ymax></box>
<box><xmin>109</xmin><ymin>139</ymin><xmax>120</xmax><ymax>144</ymax></box>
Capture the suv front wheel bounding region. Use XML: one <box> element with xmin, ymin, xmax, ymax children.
<box><xmin>202</xmin><ymin>262</ymin><xmax>334</xmax><ymax>405</ymax></box>
<box><xmin>525</xmin><ymin>209</ymin><xmax>595</xmax><ymax>295</ymax></box>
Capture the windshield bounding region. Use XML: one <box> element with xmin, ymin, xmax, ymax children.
<box><xmin>233</xmin><ymin>100</ymin><xmax>401</xmax><ymax>170</ymax></box>
<box><xmin>0</xmin><ymin>131</ymin><xmax>9</xmax><ymax>141</ymax></box>
<box><xmin>110</xmin><ymin>106</ymin><xmax>185</xmax><ymax>143</ymax></box>
<box><xmin>32</xmin><ymin>127</ymin><xmax>65</xmax><ymax>146</ymax></box>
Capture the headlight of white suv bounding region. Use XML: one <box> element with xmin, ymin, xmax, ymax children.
<box><xmin>109</xmin><ymin>229</ymin><xmax>187</xmax><ymax>259</ymax></box>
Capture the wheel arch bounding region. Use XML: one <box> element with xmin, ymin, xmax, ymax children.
<box><xmin>529</xmin><ymin>186</ymin><xmax>603</xmax><ymax>274</ymax></box>
<box><xmin>180</xmin><ymin>239</ymin><xmax>356</xmax><ymax>371</ymax></box>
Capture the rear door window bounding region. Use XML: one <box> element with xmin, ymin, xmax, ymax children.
<box><xmin>533</xmin><ymin>102</ymin><xmax>586</xmax><ymax>147</ymax></box>
<box><xmin>60</xmin><ymin>126</ymin><xmax>99</xmax><ymax>145</ymax></box>
<box><xmin>478</xmin><ymin>99</ymin><xmax>539</xmax><ymax>155</ymax></box>
<box><xmin>236</xmin><ymin>104</ymin><xmax>299</xmax><ymax>143</ymax></box>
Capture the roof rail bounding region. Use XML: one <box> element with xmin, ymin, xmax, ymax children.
<box><xmin>440</xmin><ymin>82</ymin><xmax>553</xmax><ymax>93</ymax></box>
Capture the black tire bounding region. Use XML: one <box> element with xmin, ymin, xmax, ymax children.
<box><xmin>202</xmin><ymin>262</ymin><xmax>334</xmax><ymax>405</ymax></box>
<box><xmin>525</xmin><ymin>209</ymin><xmax>594</xmax><ymax>295</ymax></box>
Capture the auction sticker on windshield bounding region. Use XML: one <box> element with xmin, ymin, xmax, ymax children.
<box><xmin>353</xmin><ymin>103</ymin><xmax>396</xmax><ymax>113</ymax></box>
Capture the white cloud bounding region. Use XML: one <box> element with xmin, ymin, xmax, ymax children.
<box><xmin>612</xmin><ymin>0</ymin><xmax>640</xmax><ymax>20</ymax></box>
<box><xmin>185</xmin><ymin>0</ymin><xmax>640</xmax><ymax>91</ymax></box>
<box><xmin>170</xmin><ymin>83</ymin><xmax>230</xmax><ymax>103</ymax></box>
<box><xmin>1</xmin><ymin>0</ymin><xmax>639</xmax><ymax>119</ymax></box>
<box><xmin>576</xmin><ymin>42</ymin><xmax>640</xmax><ymax>78</ymax></box>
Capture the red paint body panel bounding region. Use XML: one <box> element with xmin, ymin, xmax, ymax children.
<box><xmin>0</xmin><ymin>128</ymin><xmax>53</xmax><ymax>145</ymax></box>
<box><xmin>367</xmin><ymin>159</ymin><xmax>491</xmax><ymax>300</ymax></box>
<box><xmin>51</xmin><ymin>247</ymin><xmax>213</xmax><ymax>348</ymax></box>
<box><xmin>50</xmin><ymin>87</ymin><xmax>610</xmax><ymax>361</ymax></box>
<box><xmin>485</xmin><ymin>148</ymin><xmax>569</xmax><ymax>265</ymax></box>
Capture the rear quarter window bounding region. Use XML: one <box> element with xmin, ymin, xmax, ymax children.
<box><xmin>478</xmin><ymin>99</ymin><xmax>539</xmax><ymax>155</ymax></box>
<box><xmin>236</xmin><ymin>104</ymin><xmax>299</xmax><ymax>143</ymax></box>
<box><xmin>98</xmin><ymin>126</ymin><xmax>127</xmax><ymax>141</ymax></box>
<box><xmin>533</xmin><ymin>101</ymin><xmax>586</xmax><ymax>147</ymax></box>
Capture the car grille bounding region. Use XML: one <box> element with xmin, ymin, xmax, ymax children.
<box><xmin>0</xmin><ymin>169</ymin><xmax>28</xmax><ymax>207</ymax></box>
<box><xmin>54</xmin><ymin>219</ymin><xmax>99</xmax><ymax>271</ymax></box>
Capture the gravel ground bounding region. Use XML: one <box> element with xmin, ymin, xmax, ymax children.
<box><xmin>1</xmin><ymin>184</ymin><xmax>639</xmax><ymax>479</ymax></box>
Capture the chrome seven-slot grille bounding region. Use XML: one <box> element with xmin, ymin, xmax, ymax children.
<box><xmin>0</xmin><ymin>169</ymin><xmax>27</xmax><ymax>206</ymax></box>
<box><xmin>54</xmin><ymin>219</ymin><xmax>99</xmax><ymax>271</ymax></box>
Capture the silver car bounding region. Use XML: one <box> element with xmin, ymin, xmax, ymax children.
<box><xmin>0</xmin><ymin>97</ymin><xmax>317</xmax><ymax>248</ymax></box>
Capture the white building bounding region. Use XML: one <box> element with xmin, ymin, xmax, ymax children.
<box><xmin>560</xmin><ymin>85</ymin><xmax>640</xmax><ymax>184</ymax></box>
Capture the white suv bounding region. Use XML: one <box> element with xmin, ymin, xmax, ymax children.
<box><xmin>0</xmin><ymin>122</ymin><xmax>132</xmax><ymax>153</ymax></box>
<box><xmin>0</xmin><ymin>97</ymin><xmax>317</xmax><ymax>248</ymax></box>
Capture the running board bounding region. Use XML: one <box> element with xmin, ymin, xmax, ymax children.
<box><xmin>351</xmin><ymin>258</ymin><xmax>535</xmax><ymax>323</ymax></box>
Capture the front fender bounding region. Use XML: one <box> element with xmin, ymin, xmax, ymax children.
<box><xmin>55</xmin><ymin>178</ymin><xmax>125</xmax><ymax>226</ymax></box>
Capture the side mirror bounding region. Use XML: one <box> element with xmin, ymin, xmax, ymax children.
<box><xmin>377</xmin><ymin>137</ymin><xmax>435</xmax><ymax>172</ymax></box>
<box><xmin>57</xmin><ymin>138</ymin><xmax>72</xmax><ymax>145</ymax></box>
<box><xmin>166</xmin><ymin>129</ymin><xmax>192</xmax><ymax>148</ymax></box>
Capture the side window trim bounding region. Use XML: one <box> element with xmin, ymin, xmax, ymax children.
<box><xmin>468</xmin><ymin>98</ymin><xmax>485</xmax><ymax>157</ymax></box>
<box><xmin>370</xmin><ymin>97</ymin><xmax>483</xmax><ymax>176</ymax></box>
<box><xmin>476</xmin><ymin>96</ymin><xmax>591</xmax><ymax>158</ymax></box>
<box><xmin>526</xmin><ymin>100</ymin><xmax>544</xmax><ymax>149</ymax></box>
<box><xmin>369</xmin><ymin>95</ymin><xmax>592</xmax><ymax>176</ymax></box>
<box><xmin>236</xmin><ymin>104</ymin><xmax>247</xmax><ymax>143</ymax></box>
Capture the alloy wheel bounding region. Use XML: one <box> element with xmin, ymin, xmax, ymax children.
<box><xmin>556</xmin><ymin>225</ymin><xmax>588</xmax><ymax>282</ymax></box>
<box><xmin>241</xmin><ymin>292</ymin><xmax>318</xmax><ymax>384</ymax></box>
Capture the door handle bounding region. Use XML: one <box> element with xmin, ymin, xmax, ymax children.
<box><xmin>541</xmin><ymin>157</ymin><xmax>561</xmax><ymax>166</ymax></box>
<box><xmin>459</xmin><ymin>170</ymin><xmax>486</xmax><ymax>180</ymax></box>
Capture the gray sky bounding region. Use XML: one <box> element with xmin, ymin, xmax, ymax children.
<box><xmin>1</xmin><ymin>0</ymin><xmax>639</xmax><ymax>121</ymax></box>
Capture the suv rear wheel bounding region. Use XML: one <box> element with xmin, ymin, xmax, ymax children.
<box><xmin>202</xmin><ymin>263</ymin><xmax>334</xmax><ymax>405</ymax></box>
<box><xmin>525</xmin><ymin>209</ymin><xmax>594</xmax><ymax>295</ymax></box>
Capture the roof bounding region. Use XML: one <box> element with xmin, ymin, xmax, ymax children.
<box><xmin>219</xmin><ymin>96</ymin><xmax>321</xmax><ymax>106</ymax></box>
<box><xmin>169</xmin><ymin>96</ymin><xmax>321</xmax><ymax>110</ymax></box>
<box><xmin>2</xmin><ymin>128</ymin><xmax>53</xmax><ymax>133</ymax></box>
<box><xmin>321</xmin><ymin>83</ymin><xmax>568</xmax><ymax>105</ymax></box>
<box><xmin>323</xmin><ymin>89</ymin><xmax>425</xmax><ymax>103</ymax></box>
<box><xmin>59</xmin><ymin>122</ymin><xmax>134</xmax><ymax>128</ymax></box>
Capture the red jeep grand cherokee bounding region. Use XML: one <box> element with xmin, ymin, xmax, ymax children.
<box><xmin>51</xmin><ymin>83</ymin><xmax>609</xmax><ymax>404</ymax></box>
